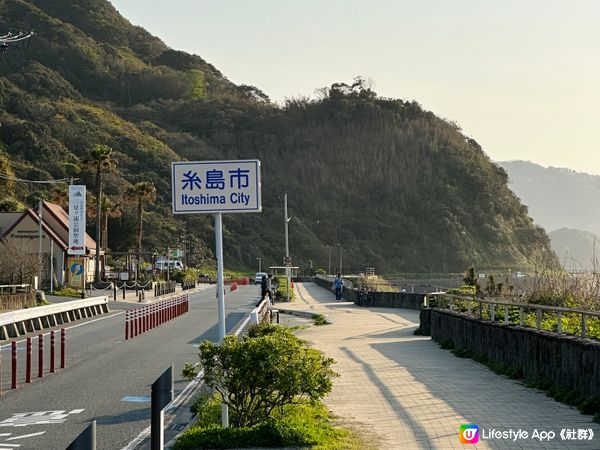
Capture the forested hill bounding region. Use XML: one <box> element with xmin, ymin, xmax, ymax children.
<box><xmin>0</xmin><ymin>0</ymin><xmax>556</xmax><ymax>273</ymax></box>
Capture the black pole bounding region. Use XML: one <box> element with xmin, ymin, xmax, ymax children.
<box><xmin>151</xmin><ymin>365</ymin><xmax>174</xmax><ymax>450</ymax></box>
<box><xmin>67</xmin><ymin>420</ymin><xmax>96</xmax><ymax>450</ymax></box>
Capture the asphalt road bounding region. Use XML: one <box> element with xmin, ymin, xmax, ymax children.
<box><xmin>0</xmin><ymin>285</ymin><xmax>259</xmax><ymax>450</ymax></box>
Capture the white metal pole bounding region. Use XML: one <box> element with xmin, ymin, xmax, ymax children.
<box><xmin>38</xmin><ymin>200</ymin><xmax>43</xmax><ymax>288</ymax></box>
<box><xmin>284</xmin><ymin>194</ymin><xmax>290</xmax><ymax>302</ymax></box>
<box><xmin>50</xmin><ymin>241</ymin><xmax>54</xmax><ymax>294</ymax></box>
<box><xmin>215</xmin><ymin>213</ymin><xmax>228</xmax><ymax>427</ymax></box>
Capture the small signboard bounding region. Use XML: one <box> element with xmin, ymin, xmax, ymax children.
<box><xmin>172</xmin><ymin>160</ymin><xmax>261</xmax><ymax>214</ymax></box>
<box><xmin>68</xmin><ymin>185</ymin><xmax>86</xmax><ymax>255</ymax></box>
<box><xmin>68</xmin><ymin>257</ymin><xmax>85</xmax><ymax>289</ymax></box>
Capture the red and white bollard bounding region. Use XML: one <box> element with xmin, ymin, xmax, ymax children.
<box><xmin>11</xmin><ymin>341</ymin><xmax>17</xmax><ymax>389</ymax></box>
<box><xmin>38</xmin><ymin>334</ymin><xmax>44</xmax><ymax>378</ymax></box>
<box><xmin>50</xmin><ymin>331</ymin><xmax>56</xmax><ymax>373</ymax></box>
<box><xmin>25</xmin><ymin>337</ymin><xmax>32</xmax><ymax>384</ymax></box>
<box><xmin>60</xmin><ymin>328</ymin><xmax>66</xmax><ymax>369</ymax></box>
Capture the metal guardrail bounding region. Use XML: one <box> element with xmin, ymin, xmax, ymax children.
<box><xmin>0</xmin><ymin>296</ymin><xmax>109</xmax><ymax>341</ymax></box>
<box><xmin>427</xmin><ymin>293</ymin><xmax>600</xmax><ymax>339</ymax></box>
<box><xmin>0</xmin><ymin>284</ymin><xmax>31</xmax><ymax>294</ymax></box>
<box><xmin>250</xmin><ymin>299</ymin><xmax>271</xmax><ymax>326</ymax></box>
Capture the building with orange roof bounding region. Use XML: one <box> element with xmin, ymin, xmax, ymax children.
<box><xmin>0</xmin><ymin>201</ymin><xmax>102</xmax><ymax>288</ymax></box>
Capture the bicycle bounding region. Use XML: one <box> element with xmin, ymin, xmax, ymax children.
<box><xmin>356</xmin><ymin>288</ymin><xmax>374</xmax><ymax>307</ymax></box>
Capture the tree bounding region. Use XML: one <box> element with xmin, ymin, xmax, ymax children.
<box><xmin>184</xmin><ymin>325</ymin><xmax>337</xmax><ymax>428</ymax></box>
<box><xmin>88</xmin><ymin>195</ymin><xmax>122</xmax><ymax>278</ymax></box>
<box><xmin>0</xmin><ymin>240</ymin><xmax>43</xmax><ymax>284</ymax></box>
<box><xmin>123</xmin><ymin>181</ymin><xmax>156</xmax><ymax>280</ymax></box>
<box><xmin>463</xmin><ymin>266</ymin><xmax>480</xmax><ymax>293</ymax></box>
<box><xmin>84</xmin><ymin>144</ymin><xmax>116</xmax><ymax>281</ymax></box>
<box><xmin>100</xmin><ymin>197</ymin><xmax>122</xmax><ymax>252</ymax></box>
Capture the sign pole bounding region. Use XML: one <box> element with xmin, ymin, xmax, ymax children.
<box><xmin>215</xmin><ymin>212</ymin><xmax>229</xmax><ymax>427</ymax></box>
<box><xmin>284</xmin><ymin>194</ymin><xmax>290</xmax><ymax>302</ymax></box>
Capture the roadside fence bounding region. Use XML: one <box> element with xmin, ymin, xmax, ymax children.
<box><xmin>125</xmin><ymin>294</ymin><xmax>189</xmax><ymax>340</ymax></box>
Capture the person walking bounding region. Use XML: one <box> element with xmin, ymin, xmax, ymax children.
<box><xmin>261</xmin><ymin>274</ymin><xmax>274</xmax><ymax>304</ymax></box>
<box><xmin>334</xmin><ymin>273</ymin><xmax>343</xmax><ymax>301</ymax></box>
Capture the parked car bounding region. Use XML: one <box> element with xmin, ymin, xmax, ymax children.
<box><xmin>255</xmin><ymin>272</ymin><xmax>268</xmax><ymax>285</ymax></box>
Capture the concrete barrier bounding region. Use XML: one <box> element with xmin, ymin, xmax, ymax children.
<box><xmin>0</xmin><ymin>296</ymin><xmax>109</xmax><ymax>341</ymax></box>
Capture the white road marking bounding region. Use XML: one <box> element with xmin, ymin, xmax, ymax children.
<box><xmin>0</xmin><ymin>410</ymin><xmax>84</xmax><ymax>427</ymax></box>
<box><xmin>121</xmin><ymin>396</ymin><xmax>151</xmax><ymax>403</ymax></box>
<box><xmin>6</xmin><ymin>431</ymin><xmax>46</xmax><ymax>441</ymax></box>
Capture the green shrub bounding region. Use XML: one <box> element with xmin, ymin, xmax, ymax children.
<box><xmin>190</xmin><ymin>391</ymin><xmax>221</xmax><ymax>427</ymax></box>
<box><xmin>312</xmin><ymin>314</ymin><xmax>330</xmax><ymax>326</ymax></box>
<box><xmin>49</xmin><ymin>287</ymin><xmax>81</xmax><ymax>298</ymax></box>
<box><xmin>183</xmin><ymin>324</ymin><xmax>337</xmax><ymax>427</ymax></box>
<box><xmin>176</xmin><ymin>401</ymin><xmax>354</xmax><ymax>450</ymax></box>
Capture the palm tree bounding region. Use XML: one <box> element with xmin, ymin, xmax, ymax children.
<box><xmin>100</xmin><ymin>197</ymin><xmax>122</xmax><ymax>251</ymax></box>
<box><xmin>123</xmin><ymin>182</ymin><xmax>156</xmax><ymax>280</ymax></box>
<box><xmin>87</xmin><ymin>196</ymin><xmax>122</xmax><ymax>278</ymax></box>
<box><xmin>84</xmin><ymin>144</ymin><xmax>116</xmax><ymax>281</ymax></box>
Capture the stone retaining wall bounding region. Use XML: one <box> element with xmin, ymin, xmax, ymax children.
<box><xmin>313</xmin><ymin>276</ymin><xmax>425</xmax><ymax>309</ymax></box>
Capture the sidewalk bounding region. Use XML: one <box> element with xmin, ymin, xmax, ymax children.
<box><xmin>281</xmin><ymin>283</ymin><xmax>599</xmax><ymax>450</ymax></box>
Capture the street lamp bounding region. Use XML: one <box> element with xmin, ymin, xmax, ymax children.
<box><xmin>326</xmin><ymin>245</ymin><xmax>332</xmax><ymax>275</ymax></box>
<box><xmin>256</xmin><ymin>257</ymin><xmax>262</xmax><ymax>272</ymax></box>
<box><xmin>284</xmin><ymin>193</ymin><xmax>291</xmax><ymax>302</ymax></box>
<box><xmin>338</xmin><ymin>244</ymin><xmax>343</xmax><ymax>275</ymax></box>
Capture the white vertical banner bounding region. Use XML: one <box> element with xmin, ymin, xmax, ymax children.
<box><xmin>68</xmin><ymin>185</ymin><xmax>86</xmax><ymax>255</ymax></box>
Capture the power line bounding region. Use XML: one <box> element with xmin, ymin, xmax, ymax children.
<box><xmin>0</xmin><ymin>31</ymin><xmax>35</xmax><ymax>43</ymax></box>
<box><xmin>0</xmin><ymin>30</ymin><xmax>34</xmax><ymax>53</ymax></box>
<box><xmin>0</xmin><ymin>172</ymin><xmax>76</xmax><ymax>184</ymax></box>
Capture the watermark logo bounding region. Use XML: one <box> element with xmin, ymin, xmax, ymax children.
<box><xmin>460</xmin><ymin>424</ymin><xmax>479</xmax><ymax>444</ymax></box>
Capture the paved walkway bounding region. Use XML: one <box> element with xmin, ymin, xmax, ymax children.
<box><xmin>280</xmin><ymin>283</ymin><xmax>599</xmax><ymax>450</ymax></box>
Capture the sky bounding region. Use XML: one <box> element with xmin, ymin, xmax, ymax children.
<box><xmin>110</xmin><ymin>0</ymin><xmax>600</xmax><ymax>174</ymax></box>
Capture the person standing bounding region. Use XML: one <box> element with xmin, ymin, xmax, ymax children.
<box><xmin>334</xmin><ymin>273</ymin><xmax>343</xmax><ymax>301</ymax></box>
<box><xmin>261</xmin><ymin>274</ymin><xmax>274</xmax><ymax>304</ymax></box>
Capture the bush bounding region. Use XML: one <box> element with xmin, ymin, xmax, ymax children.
<box><xmin>49</xmin><ymin>287</ymin><xmax>81</xmax><ymax>298</ymax></box>
<box><xmin>175</xmin><ymin>401</ymin><xmax>354</xmax><ymax>450</ymax></box>
<box><xmin>312</xmin><ymin>314</ymin><xmax>330</xmax><ymax>326</ymax></box>
<box><xmin>183</xmin><ymin>324</ymin><xmax>337</xmax><ymax>427</ymax></box>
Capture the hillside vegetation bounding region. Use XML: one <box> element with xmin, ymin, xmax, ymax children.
<box><xmin>0</xmin><ymin>0</ymin><xmax>556</xmax><ymax>273</ymax></box>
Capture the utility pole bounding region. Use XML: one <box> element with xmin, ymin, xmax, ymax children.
<box><xmin>327</xmin><ymin>245</ymin><xmax>331</xmax><ymax>275</ymax></box>
<box><xmin>339</xmin><ymin>244</ymin><xmax>343</xmax><ymax>275</ymax></box>
<box><xmin>38</xmin><ymin>200</ymin><xmax>43</xmax><ymax>289</ymax></box>
<box><xmin>284</xmin><ymin>193</ymin><xmax>291</xmax><ymax>302</ymax></box>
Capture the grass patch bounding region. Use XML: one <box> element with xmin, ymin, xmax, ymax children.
<box><xmin>176</xmin><ymin>396</ymin><xmax>365</xmax><ymax>449</ymax></box>
<box><xmin>312</xmin><ymin>314</ymin><xmax>330</xmax><ymax>326</ymax></box>
<box><xmin>47</xmin><ymin>287</ymin><xmax>81</xmax><ymax>298</ymax></box>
